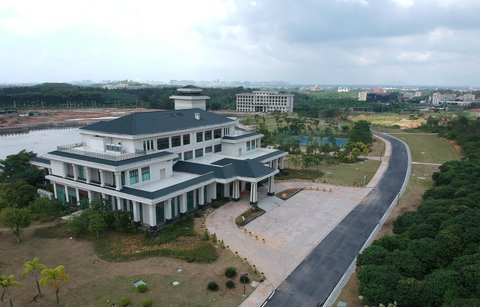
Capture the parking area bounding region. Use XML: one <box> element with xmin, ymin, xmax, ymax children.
<box><xmin>205</xmin><ymin>182</ymin><xmax>371</xmax><ymax>290</ymax></box>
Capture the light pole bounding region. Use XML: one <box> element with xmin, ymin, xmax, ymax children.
<box><xmin>240</xmin><ymin>273</ymin><xmax>249</xmax><ymax>296</ymax></box>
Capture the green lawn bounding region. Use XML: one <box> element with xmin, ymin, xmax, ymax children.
<box><xmin>67</xmin><ymin>272</ymin><xmax>255</xmax><ymax>307</ymax></box>
<box><xmin>321</xmin><ymin>160</ymin><xmax>381</xmax><ymax>186</ymax></box>
<box><xmin>391</xmin><ymin>133</ymin><xmax>461</xmax><ymax>163</ymax></box>
<box><xmin>280</xmin><ymin>159</ymin><xmax>381</xmax><ymax>187</ymax></box>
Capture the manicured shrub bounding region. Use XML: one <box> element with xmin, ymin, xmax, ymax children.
<box><xmin>137</xmin><ymin>284</ymin><xmax>148</xmax><ymax>293</ymax></box>
<box><xmin>226</xmin><ymin>280</ymin><xmax>235</xmax><ymax>288</ymax></box>
<box><xmin>193</xmin><ymin>211</ymin><xmax>202</xmax><ymax>218</ymax></box>
<box><xmin>225</xmin><ymin>267</ymin><xmax>237</xmax><ymax>278</ymax></box>
<box><xmin>207</xmin><ymin>281</ymin><xmax>219</xmax><ymax>291</ymax></box>
<box><xmin>211</xmin><ymin>233</ymin><xmax>217</xmax><ymax>243</ymax></box>
<box><xmin>119</xmin><ymin>297</ymin><xmax>130</xmax><ymax>306</ymax></box>
<box><xmin>142</xmin><ymin>298</ymin><xmax>152</xmax><ymax>307</ymax></box>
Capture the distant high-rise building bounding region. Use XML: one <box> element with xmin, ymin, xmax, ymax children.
<box><xmin>358</xmin><ymin>91</ymin><xmax>367</xmax><ymax>101</ymax></box>
<box><xmin>236</xmin><ymin>91</ymin><xmax>294</xmax><ymax>113</ymax></box>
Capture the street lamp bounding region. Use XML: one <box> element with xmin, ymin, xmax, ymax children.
<box><xmin>240</xmin><ymin>273</ymin><xmax>249</xmax><ymax>296</ymax></box>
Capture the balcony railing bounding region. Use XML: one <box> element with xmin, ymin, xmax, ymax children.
<box><xmin>57</xmin><ymin>143</ymin><xmax>148</xmax><ymax>162</ymax></box>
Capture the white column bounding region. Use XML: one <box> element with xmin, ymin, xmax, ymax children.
<box><xmin>224</xmin><ymin>182</ymin><xmax>230</xmax><ymax>198</ymax></box>
<box><xmin>88</xmin><ymin>190</ymin><xmax>93</xmax><ymax>202</ymax></box>
<box><xmin>273</xmin><ymin>159</ymin><xmax>279</xmax><ymax>169</ymax></box>
<box><xmin>99</xmin><ymin>170</ymin><xmax>106</xmax><ymax>187</ymax></box>
<box><xmin>199</xmin><ymin>187</ymin><xmax>205</xmax><ymax>206</ymax></box>
<box><xmin>114</xmin><ymin>171</ymin><xmax>122</xmax><ymax>191</ymax></box>
<box><xmin>233</xmin><ymin>180</ymin><xmax>240</xmax><ymax>201</ymax></box>
<box><xmin>164</xmin><ymin>199</ymin><xmax>172</xmax><ymax>220</ymax></box>
<box><xmin>193</xmin><ymin>190</ymin><xmax>198</xmax><ymax>208</ymax></box>
<box><xmin>53</xmin><ymin>182</ymin><xmax>58</xmax><ymax>199</ymax></box>
<box><xmin>279</xmin><ymin>157</ymin><xmax>285</xmax><ymax>169</ymax></box>
<box><xmin>241</xmin><ymin>181</ymin><xmax>246</xmax><ymax>192</ymax></box>
<box><xmin>267</xmin><ymin>176</ymin><xmax>275</xmax><ymax>196</ymax></box>
<box><xmin>174</xmin><ymin>197</ymin><xmax>179</xmax><ymax>216</ymax></box>
<box><xmin>132</xmin><ymin>201</ymin><xmax>140</xmax><ymax>222</ymax></box>
<box><xmin>149</xmin><ymin>204</ymin><xmax>156</xmax><ymax>227</ymax></box>
<box><xmin>250</xmin><ymin>182</ymin><xmax>258</xmax><ymax>204</ymax></box>
<box><xmin>72</xmin><ymin>164</ymin><xmax>78</xmax><ymax>180</ymax></box>
<box><xmin>75</xmin><ymin>188</ymin><xmax>80</xmax><ymax>204</ymax></box>
<box><xmin>180</xmin><ymin>193</ymin><xmax>187</xmax><ymax>214</ymax></box>
<box><xmin>85</xmin><ymin>167</ymin><xmax>91</xmax><ymax>183</ymax></box>
<box><xmin>110</xmin><ymin>196</ymin><xmax>116</xmax><ymax>211</ymax></box>
<box><xmin>209</xmin><ymin>183</ymin><xmax>217</xmax><ymax>202</ymax></box>
<box><xmin>64</xmin><ymin>185</ymin><xmax>69</xmax><ymax>203</ymax></box>
<box><xmin>116</xmin><ymin>197</ymin><xmax>122</xmax><ymax>210</ymax></box>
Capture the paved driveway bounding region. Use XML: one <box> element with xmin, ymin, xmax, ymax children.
<box><xmin>205</xmin><ymin>182</ymin><xmax>371</xmax><ymax>306</ymax></box>
<box><xmin>267</xmin><ymin>133</ymin><xmax>410</xmax><ymax>306</ymax></box>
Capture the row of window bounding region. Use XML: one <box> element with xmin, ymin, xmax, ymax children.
<box><xmin>129</xmin><ymin>166</ymin><xmax>150</xmax><ymax>185</ymax></box>
<box><xmin>246</xmin><ymin>140</ymin><xmax>257</xmax><ymax>151</ymax></box>
<box><xmin>183</xmin><ymin>144</ymin><xmax>221</xmax><ymax>160</ymax></box>
<box><xmin>155</xmin><ymin>128</ymin><xmax>224</xmax><ymax>151</ymax></box>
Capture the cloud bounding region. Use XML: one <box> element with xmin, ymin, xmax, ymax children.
<box><xmin>0</xmin><ymin>0</ymin><xmax>479</xmax><ymax>85</ymax></box>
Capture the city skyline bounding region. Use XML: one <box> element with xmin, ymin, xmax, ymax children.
<box><xmin>1</xmin><ymin>0</ymin><xmax>480</xmax><ymax>86</ymax></box>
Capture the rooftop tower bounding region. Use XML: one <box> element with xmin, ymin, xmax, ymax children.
<box><xmin>170</xmin><ymin>85</ymin><xmax>210</xmax><ymax>111</ymax></box>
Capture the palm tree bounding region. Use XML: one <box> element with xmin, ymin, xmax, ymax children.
<box><xmin>39</xmin><ymin>265</ymin><xmax>70</xmax><ymax>307</ymax></box>
<box><xmin>0</xmin><ymin>274</ymin><xmax>22</xmax><ymax>307</ymax></box>
<box><xmin>21</xmin><ymin>257</ymin><xmax>47</xmax><ymax>299</ymax></box>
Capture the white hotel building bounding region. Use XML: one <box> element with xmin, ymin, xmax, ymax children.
<box><xmin>236</xmin><ymin>91</ymin><xmax>294</xmax><ymax>113</ymax></box>
<box><xmin>31</xmin><ymin>87</ymin><xmax>287</xmax><ymax>231</ymax></box>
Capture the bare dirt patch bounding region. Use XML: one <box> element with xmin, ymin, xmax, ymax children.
<box><xmin>0</xmin><ymin>108</ymin><xmax>151</xmax><ymax>128</ymax></box>
<box><xmin>441</xmin><ymin>137</ymin><xmax>463</xmax><ymax>156</ymax></box>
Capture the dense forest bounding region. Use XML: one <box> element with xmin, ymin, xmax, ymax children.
<box><xmin>357</xmin><ymin>116</ymin><xmax>480</xmax><ymax>306</ymax></box>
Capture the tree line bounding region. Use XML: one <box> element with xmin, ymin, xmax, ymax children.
<box><xmin>0</xmin><ymin>83</ymin><xmax>245</xmax><ymax>110</ymax></box>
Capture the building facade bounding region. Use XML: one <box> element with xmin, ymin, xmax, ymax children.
<box><xmin>32</xmin><ymin>87</ymin><xmax>287</xmax><ymax>231</ymax></box>
<box><xmin>236</xmin><ymin>91</ymin><xmax>294</xmax><ymax>113</ymax></box>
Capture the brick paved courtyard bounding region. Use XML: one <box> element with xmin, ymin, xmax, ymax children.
<box><xmin>205</xmin><ymin>182</ymin><xmax>372</xmax><ymax>306</ymax></box>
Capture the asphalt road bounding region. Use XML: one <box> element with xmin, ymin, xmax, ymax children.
<box><xmin>266</xmin><ymin>133</ymin><xmax>410</xmax><ymax>307</ymax></box>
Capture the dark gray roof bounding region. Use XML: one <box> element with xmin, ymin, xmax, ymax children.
<box><xmin>174</xmin><ymin>158</ymin><xmax>275</xmax><ymax>180</ymax></box>
<box><xmin>174</xmin><ymin>161</ymin><xmax>236</xmax><ymax>179</ymax></box>
<box><xmin>121</xmin><ymin>172</ymin><xmax>215</xmax><ymax>199</ymax></box>
<box><xmin>48</xmin><ymin>150</ymin><xmax>176</xmax><ymax>167</ymax></box>
<box><xmin>252</xmin><ymin>150</ymin><xmax>287</xmax><ymax>162</ymax></box>
<box><xmin>30</xmin><ymin>156</ymin><xmax>51</xmax><ymax>165</ymax></box>
<box><xmin>212</xmin><ymin>158</ymin><xmax>275</xmax><ymax>178</ymax></box>
<box><xmin>80</xmin><ymin>109</ymin><xmax>233</xmax><ymax>135</ymax></box>
<box><xmin>222</xmin><ymin>132</ymin><xmax>260</xmax><ymax>140</ymax></box>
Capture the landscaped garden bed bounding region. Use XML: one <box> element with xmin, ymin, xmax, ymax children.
<box><xmin>235</xmin><ymin>207</ymin><xmax>265</xmax><ymax>227</ymax></box>
<box><xmin>277</xmin><ymin>188</ymin><xmax>304</xmax><ymax>200</ymax></box>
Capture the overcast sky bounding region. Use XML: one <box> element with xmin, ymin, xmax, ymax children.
<box><xmin>1</xmin><ymin>0</ymin><xmax>479</xmax><ymax>86</ymax></box>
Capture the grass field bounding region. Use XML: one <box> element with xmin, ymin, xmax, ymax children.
<box><xmin>321</xmin><ymin>160</ymin><xmax>381</xmax><ymax>186</ymax></box>
<box><xmin>280</xmin><ymin>159</ymin><xmax>381</xmax><ymax>187</ymax></box>
<box><xmin>0</xmin><ymin>218</ymin><xmax>259</xmax><ymax>307</ymax></box>
<box><xmin>391</xmin><ymin>133</ymin><xmax>461</xmax><ymax>163</ymax></box>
